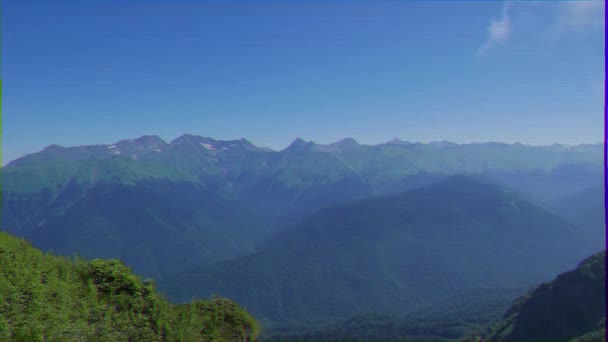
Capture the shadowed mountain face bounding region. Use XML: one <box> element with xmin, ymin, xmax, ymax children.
<box><xmin>488</xmin><ymin>250</ymin><xmax>606</xmax><ymax>342</ymax></box>
<box><xmin>546</xmin><ymin>184</ymin><xmax>605</xmax><ymax>253</ymax></box>
<box><xmin>1</xmin><ymin>136</ymin><xmax>602</xmax><ymax>280</ymax></box>
<box><xmin>159</xmin><ymin>176</ymin><xmax>592</xmax><ymax>326</ymax></box>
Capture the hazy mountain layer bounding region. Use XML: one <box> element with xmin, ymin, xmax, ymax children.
<box><xmin>159</xmin><ymin>176</ymin><xmax>592</xmax><ymax>326</ymax></box>
<box><xmin>7</xmin><ymin>180</ymin><xmax>271</xmax><ymax>278</ymax></box>
<box><xmin>547</xmin><ymin>184</ymin><xmax>605</xmax><ymax>253</ymax></box>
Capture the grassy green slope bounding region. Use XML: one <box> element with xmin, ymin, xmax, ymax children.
<box><xmin>0</xmin><ymin>231</ymin><xmax>259</xmax><ymax>341</ymax></box>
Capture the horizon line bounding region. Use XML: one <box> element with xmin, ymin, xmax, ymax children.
<box><xmin>3</xmin><ymin>134</ymin><xmax>603</xmax><ymax>166</ymax></box>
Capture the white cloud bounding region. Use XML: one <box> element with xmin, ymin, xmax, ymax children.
<box><xmin>556</xmin><ymin>0</ymin><xmax>604</xmax><ymax>31</ymax></box>
<box><xmin>477</xmin><ymin>1</ymin><xmax>511</xmax><ymax>57</ymax></box>
<box><xmin>477</xmin><ymin>1</ymin><xmax>603</xmax><ymax>57</ymax></box>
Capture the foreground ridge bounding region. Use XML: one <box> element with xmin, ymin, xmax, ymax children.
<box><xmin>0</xmin><ymin>232</ymin><xmax>259</xmax><ymax>341</ymax></box>
<box><xmin>481</xmin><ymin>250</ymin><xmax>606</xmax><ymax>342</ymax></box>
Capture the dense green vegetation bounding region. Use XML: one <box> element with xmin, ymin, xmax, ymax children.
<box><xmin>262</xmin><ymin>288</ymin><xmax>524</xmax><ymax>341</ymax></box>
<box><xmin>484</xmin><ymin>250</ymin><xmax>606</xmax><ymax>342</ymax></box>
<box><xmin>0</xmin><ymin>231</ymin><xmax>259</xmax><ymax>341</ymax></box>
<box><xmin>261</xmin><ymin>252</ymin><xmax>607</xmax><ymax>341</ymax></box>
<box><xmin>159</xmin><ymin>176</ymin><xmax>591</xmax><ymax>326</ymax></box>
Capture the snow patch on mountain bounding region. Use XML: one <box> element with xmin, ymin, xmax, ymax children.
<box><xmin>200</xmin><ymin>143</ymin><xmax>216</xmax><ymax>151</ymax></box>
<box><xmin>107</xmin><ymin>145</ymin><xmax>121</xmax><ymax>155</ymax></box>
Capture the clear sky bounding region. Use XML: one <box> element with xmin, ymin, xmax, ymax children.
<box><xmin>1</xmin><ymin>0</ymin><xmax>604</xmax><ymax>164</ymax></box>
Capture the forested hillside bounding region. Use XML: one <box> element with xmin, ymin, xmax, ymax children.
<box><xmin>261</xmin><ymin>252</ymin><xmax>606</xmax><ymax>341</ymax></box>
<box><xmin>0</xmin><ymin>231</ymin><xmax>258</xmax><ymax>341</ymax></box>
<box><xmin>262</xmin><ymin>288</ymin><xmax>524</xmax><ymax>341</ymax></box>
<box><xmin>485</xmin><ymin>250</ymin><xmax>606</xmax><ymax>342</ymax></box>
<box><xmin>159</xmin><ymin>176</ymin><xmax>591</xmax><ymax>326</ymax></box>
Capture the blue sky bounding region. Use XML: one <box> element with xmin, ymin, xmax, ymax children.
<box><xmin>1</xmin><ymin>0</ymin><xmax>604</xmax><ymax>163</ymax></box>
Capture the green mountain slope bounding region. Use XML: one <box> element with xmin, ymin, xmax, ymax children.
<box><xmin>3</xmin><ymin>180</ymin><xmax>270</xmax><ymax>279</ymax></box>
<box><xmin>0</xmin><ymin>231</ymin><xmax>259</xmax><ymax>341</ymax></box>
<box><xmin>159</xmin><ymin>176</ymin><xmax>590</xmax><ymax>326</ymax></box>
<box><xmin>485</xmin><ymin>250</ymin><xmax>606</xmax><ymax>342</ymax></box>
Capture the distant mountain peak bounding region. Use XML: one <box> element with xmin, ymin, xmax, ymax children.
<box><xmin>114</xmin><ymin>135</ymin><xmax>167</xmax><ymax>155</ymax></box>
<box><xmin>284</xmin><ymin>138</ymin><xmax>313</xmax><ymax>152</ymax></box>
<box><xmin>167</xmin><ymin>134</ymin><xmax>265</xmax><ymax>153</ymax></box>
<box><xmin>386</xmin><ymin>138</ymin><xmax>412</xmax><ymax>145</ymax></box>
<box><xmin>171</xmin><ymin>134</ymin><xmax>202</xmax><ymax>144</ymax></box>
<box><xmin>170</xmin><ymin>134</ymin><xmax>221</xmax><ymax>149</ymax></box>
<box><xmin>291</xmin><ymin>137</ymin><xmax>307</xmax><ymax>145</ymax></box>
<box><xmin>311</xmin><ymin>138</ymin><xmax>361</xmax><ymax>153</ymax></box>
<box><xmin>331</xmin><ymin>138</ymin><xmax>359</xmax><ymax>147</ymax></box>
<box><xmin>132</xmin><ymin>135</ymin><xmax>166</xmax><ymax>145</ymax></box>
<box><xmin>235</xmin><ymin>138</ymin><xmax>258</xmax><ymax>149</ymax></box>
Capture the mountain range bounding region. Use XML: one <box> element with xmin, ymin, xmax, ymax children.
<box><xmin>4</xmin><ymin>135</ymin><xmax>601</xmax><ymax>199</ymax></box>
<box><xmin>1</xmin><ymin>134</ymin><xmax>604</xmax><ymax>334</ymax></box>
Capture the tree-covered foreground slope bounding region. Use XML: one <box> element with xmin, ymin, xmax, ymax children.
<box><xmin>159</xmin><ymin>176</ymin><xmax>593</xmax><ymax>326</ymax></box>
<box><xmin>0</xmin><ymin>231</ymin><xmax>259</xmax><ymax>341</ymax></box>
<box><xmin>484</xmin><ymin>250</ymin><xmax>606</xmax><ymax>342</ymax></box>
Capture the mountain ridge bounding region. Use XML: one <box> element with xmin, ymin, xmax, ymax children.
<box><xmin>6</xmin><ymin>134</ymin><xmax>603</xmax><ymax>167</ymax></box>
<box><xmin>4</xmin><ymin>134</ymin><xmax>601</xmax><ymax>198</ymax></box>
